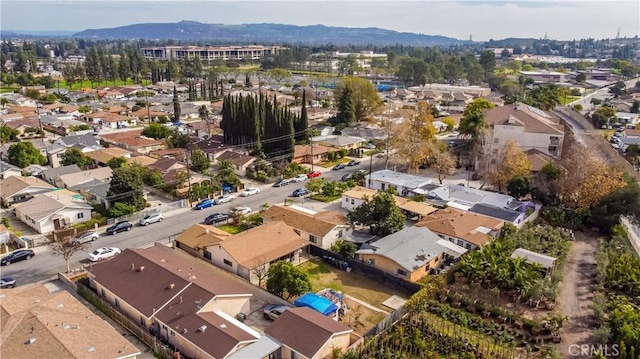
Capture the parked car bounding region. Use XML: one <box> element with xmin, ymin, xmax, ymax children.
<box><xmin>355</xmin><ymin>169</ymin><xmax>369</xmax><ymax>176</ymax></box>
<box><xmin>363</xmin><ymin>143</ymin><xmax>376</xmax><ymax>149</ymax></box>
<box><xmin>88</xmin><ymin>247</ymin><xmax>122</xmax><ymax>262</ymax></box>
<box><xmin>138</xmin><ymin>213</ymin><xmax>164</xmax><ymax>226</ymax></box>
<box><xmin>240</xmin><ymin>188</ymin><xmax>260</xmax><ymax>197</ymax></box>
<box><xmin>231</xmin><ymin>206</ymin><xmax>252</xmax><ymax>216</ymax></box>
<box><xmin>292</xmin><ymin>174</ymin><xmax>308</xmax><ymax>183</ymax></box>
<box><xmin>263</xmin><ymin>304</ymin><xmax>288</xmax><ymax>320</ymax></box>
<box><xmin>273</xmin><ymin>178</ymin><xmax>292</xmax><ymax>187</ymax></box>
<box><xmin>347</xmin><ymin>159</ymin><xmax>361</xmax><ymax>166</ymax></box>
<box><xmin>341</xmin><ymin>173</ymin><xmax>352</xmax><ymax>182</ymax></box>
<box><xmin>306</xmin><ymin>171</ymin><xmax>321</xmax><ymax>178</ymax></box>
<box><xmin>106</xmin><ymin>221</ymin><xmax>133</xmax><ymax>235</ymax></box>
<box><xmin>71</xmin><ymin>230</ymin><xmax>99</xmax><ymax>245</ymax></box>
<box><xmin>213</xmin><ymin>194</ymin><xmax>234</xmax><ymax>204</ymax></box>
<box><xmin>195</xmin><ymin>199</ymin><xmax>215</xmax><ymax>210</ymax></box>
<box><xmin>204</xmin><ymin>213</ymin><xmax>229</xmax><ymax>225</ymax></box>
<box><xmin>0</xmin><ymin>277</ymin><xmax>16</xmax><ymax>288</ymax></box>
<box><xmin>292</xmin><ymin>188</ymin><xmax>311</xmax><ymax>197</ymax></box>
<box><xmin>0</xmin><ymin>249</ymin><xmax>35</xmax><ymax>266</ymax></box>
<box><xmin>332</xmin><ymin>164</ymin><xmax>346</xmax><ymax>171</ymax></box>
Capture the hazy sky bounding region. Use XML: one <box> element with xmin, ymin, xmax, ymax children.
<box><xmin>1</xmin><ymin>0</ymin><xmax>639</xmax><ymax>41</ymax></box>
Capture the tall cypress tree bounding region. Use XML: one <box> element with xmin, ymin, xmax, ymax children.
<box><xmin>337</xmin><ymin>84</ymin><xmax>356</xmax><ymax>125</ymax></box>
<box><xmin>172</xmin><ymin>86</ymin><xmax>181</xmax><ymax>123</ymax></box>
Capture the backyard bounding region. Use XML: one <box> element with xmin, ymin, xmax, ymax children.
<box><xmin>298</xmin><ymin>258</ymin><xmax>409</xmax><ymax>333</ymax></box>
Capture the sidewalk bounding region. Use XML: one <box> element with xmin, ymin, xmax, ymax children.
<box><xmin>620</xmin><ymin>217</ymin><xmax>640</xmax><ymax>257</ymax></box>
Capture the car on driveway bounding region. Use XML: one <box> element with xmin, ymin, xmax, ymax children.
<box><xmin>71</xmin><ymin>230</ymin><xmax>99</xmax><ymax>245</ymax></box>
<box><xmin>204</xmin><ymin>213</ymin><xmax>229</xmax><ymax>225</ymax></box>
<box><xmin>347</xmin><ymin>159</ymin><xmax>361</xmax><ymax>166</ymax></box>
<box><xmin>240</xmin><ymin>188</ymin><xmax>260</xmax><ymax>197</ymax></box>
<box><xmin>263</xmin><ymin>304</ymin><xmax>288</xmax><ymax>320</ymax></box>
<box><xmin>88</xmin><ymin>247</ymin><xmax>121</xmax><ymax>262</ymax></box>
<box><xmin>231</xmin><ymin>206</ymin><xmax>252</xmax><ymax>216</ymax></box>
<box><xmin>213</xmin><ymin>194</ymin><xmax>234</xmax><ymax>204</ymax></box>
<box><xmin>195</xmin><ymin>199</ymin><xmax>215</xmax><ymax>210</ymax></box>
<box><xmin>138</xmin><ymin>213</ymin><xmax>164</xmax><ymax>226</ymax></box>
<box><xmin>0</xmin><ymin>249</ymin><xmax>35</xmax><ymax>266</ymax></box>
<box><xmin>363</xmin><ymin>143</ymin><xmax>376</xmax><ymax>149</ymax></box>
<box><xmin>306</xmin><ymin>171</ymin><xmax>321</xmax><ymax>178</ymax></box>
<box><xmin>106</xmin><ymin>221</ymin><xmax>133</xmax><ymax>235</ymax></box>
<box><xmin>292</xmin><ymin>174</ymin><xmax>308</xmax><ymax>183</ymax></box>
<box><xmin>332</xmin><ymin>164</ymin><xmax>346</xmax><ymax>171</ymax></box>
<box><xmin>292</xmin><ymin>188</ymin><xmax>311</xmax><ymax>197</ymax></box>
<box><xmin>273</xmin><ymin>178</ymin><xmax>292</xmax><ymax>187</ymax></box>
<box><xmin>0</xmin><ymin>277</ymin><xmax>16</xmax><ymax>288</ymax></box>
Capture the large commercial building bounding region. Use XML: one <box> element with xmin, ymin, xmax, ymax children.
<box><xmin>141</xmin><ymin>45</ymin><xmax>284</xmax><ymax>61</ymax></box>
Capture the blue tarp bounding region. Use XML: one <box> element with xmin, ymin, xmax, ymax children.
<box><xmin>294</xmin><ymin>293</ymin><xmax>338</xmax><ymax>316</ymax></box>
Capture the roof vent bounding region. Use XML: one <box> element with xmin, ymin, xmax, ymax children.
<box><xmin>137</xmin><ymin>266</ymin><xmax>145</xmax><ymax>272</ymax></box>
<box><xmin>204</xmin><ymin>229</ymin><xmax>210</xmax><ymax>234</ymax></box>
<box><xmin>198</xmin><ymin>325</ymin><xmax>207</xmax><ymax>332</ymax></box>
<box><xmin>219</xmin><ymin>324</ymin><xmax>227</xmax><ymax>329</ymax></box>
<box><xmin>131</xmin><ymin>263</ymin><xmax>135</xmax><ymax>271</ymax></box>
<box><xmin>166</xmin><ymin>283</ymin><xmax>175</xmax><ymax>290</ymax></box>
<box><xmin>182</xmin><ymin>328</ymin><xmax>188</xmax><ymax>334</ymax></box>
<box><xmin>63</xmin><ymin>324</ymin><xmax>71</xmax><ymax>329</ymax></box>
<box><xmin>88</xmin><ymin>346</ymin><xmax>96</xmax><ymax>353</ymax></box>
<box><xmin>26</xmin><ymin>338</ymin><xmax>36</xmax><ymax>344</ymax></box>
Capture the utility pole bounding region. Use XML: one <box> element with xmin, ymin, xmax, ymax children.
<box><xmin>309</xmin><ymin>128</ymin><xmax>314</xmax><ymax>172</ymax></box>
<box><xmin>185</xmin><ymin>146</ymin><xmax>193</xmax><ymax>207</ymax></box>
<box><xmin>368</xmin><ymin>151</ymin><xmax>373</xmax><ymax>189</ymax></box>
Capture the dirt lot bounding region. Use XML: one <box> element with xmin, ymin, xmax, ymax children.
<box><xmin>298</xmin><ymin>258</ymin><xmax>408</xmax><ymax>334</ymax></box>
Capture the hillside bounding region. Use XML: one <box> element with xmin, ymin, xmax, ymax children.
<box><xmin>72</xmin><ymin>21</ymin><xmax>462</xmax><ymax>46</ymax></box>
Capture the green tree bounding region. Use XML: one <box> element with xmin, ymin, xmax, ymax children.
<box><xmin>266</xmin><ymin>260</ymin><xmax>312</xmax><ymax>300</ymax></box>
<box><xmin>189</xmin><ymin>148</ymin><xmax>210</xmax><ymax>173</ymax></box>
<box><xmin>269</xmin><ymin>68</ymin><xmax>291</xmax><ymax>84</ymax></box>
<box><xmin>109</xmin><ymin>202</ymin><xmax>137</xmax><ymax>218</ymax></box>
<box><xmin>347</xmin><ymin>191</ymin><xmax>405</xmax><ymax>235</ymax></box>
<box><xmin>166</xmin><ymin>129</ymin><xmax>190</xmax><ymax>148</ymax></box>
<box><xmin>1</xmin><ymin>126</ymin><xmax>19</xmax><ymax>142</ymax></box>
<box><xmin>48</xmin><ymin>229</ymin><xmax>90</xmax><ymax>273</ymax></box>
<box><xmin>172</xmin><ymin>85</ymin><xmax>181</xmax><ymax>122</ymax></box>
<box><xmin>507</xmin><ymin>176</ymin><xmax>530</xmax><ymax>199</ymax></box>
<box><xmin>479</xmin><ymin>50</ymin><xmax>496</xmax><ymax>78</ymax></box>
<box><xmin>106</xmin><ymin>156</ymin><xmax>127</xmax><ymax>169</ymax></box>
<box><xmin>575</xmin><ymin>72</ymin><xmax>587</xmax><ymax>83</ymax></box>
<box><xmin>141</xmin><ymin>123</ymin><xmax>170</xmax><ymax>139</ymax></box>
<box><xmin>306</xmin><ymin>178</ymin><xmax>326</xmax><ymax>193</ymax></box>
<box><xmin>335</xmin><ymin>77</ymin><xmax>382</xmax><ymax>122</ymax></box>
<box><xmin>7</xmin><ymin>141</ymin><xmax>47</xmax><ymax>168</ymax></box>
<box><xmin>336</xmin><ymin>82</ymin><xmax>356</xmax><ymax>125</ymax></box>
<box><xmin>215</xmin><ymin>159</ymin><xmax>241</xmax><ymax>186</ymax></box>
<box><xmin>331</xmin><ymin>240</ymin><xmax>357</xmax><ymax>258</ymax></box>
<box><xmin>630</xmin><ymin>100</ymin><xmax>639</xmax><ymax>114</ymax></box>
<box><xmin>107</xmin><ymin>166</ymin><xmax>146</xmax><ymax>212</ymax></box>
<box><xmin>60</xmin><ymin>148</ymin><xmax>94</xmax><ymax>167</ymax></box>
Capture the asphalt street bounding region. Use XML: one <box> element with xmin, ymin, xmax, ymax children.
<box><xmin>0</xmin><ymin>156</ymin><xmax>389</xmax><ymax>286</ymax></box>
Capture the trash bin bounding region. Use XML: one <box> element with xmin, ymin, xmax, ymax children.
<box><xmin>236</xmin><ymin>312</ymin><xmax>246</xmax><ymax>322</ymax></box>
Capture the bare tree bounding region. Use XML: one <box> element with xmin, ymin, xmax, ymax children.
<box><xmin>47</xmin><ymin>228</ymin><xmax>90</xmax><ymax>273</ymax></box>
<box><xmin>250</xmin><ymin>255</ymin><xmax>270</xmax><ymax>288</ymax></box>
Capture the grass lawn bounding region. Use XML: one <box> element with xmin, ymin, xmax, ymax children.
<box><xmin>298</xmin><ymin>258</ymin><xmax>409</xmax><ymax>309</ymax></box>
<box><xmin>560</xmin><ymin>95</ymin><xmax>581</xmax><ymax>105</ymax></box>
<box><xmin>218</xmin><ymin>224</ymin><xmax>244</xmax><ymax>234</ymax></box>
<box><xmin>1</xmin><ymin>87</ymin><xmax>18</xmax><ymax>93</ymax></box>
<box><xmin>309</xmin><ymin>194</ymin><xmax>341</xmax><ymax>203</ymax></box>
<box><xmin>315</xmin><ymin>157</ymin><xmax>351</xmax><ymax>168</ymax></box>
<box><xmin>56</xmin><ymin>79</ymin><xmax>151</xmax><ymax>91</ymax></box>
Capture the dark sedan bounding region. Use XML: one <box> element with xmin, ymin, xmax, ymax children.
<box><xmin>1</xmin><ymin>249</ymin><xmax>35</xmax><ymax>266</ymax></box>
<box><xmin>105</xmin><ymin>221</ymin><xmax>133</xmax><ymax>235</ymax></box>
<box><xmin>204</xmin><ymin>213</ymin><xmax>229</xmax><ymax>225</ymax></box>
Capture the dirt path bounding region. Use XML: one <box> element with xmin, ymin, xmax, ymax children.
<box><xmin>557</xmin><ymin>232</ymin><xmax>599</xmax><ymax>358</ymax></box>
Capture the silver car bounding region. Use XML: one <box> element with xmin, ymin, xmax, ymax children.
<box><xmin>139</xmin><ymin>213</ymin><xmax>164</xmax><ymax>226</ymax></box>
<box><xmin>71</xmin><ymin>231</ymin><xmax>99</xmax><ymax>245</ymax></box>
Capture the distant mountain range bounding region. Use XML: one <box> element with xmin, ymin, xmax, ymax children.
<box><xmin>70</xmin><ymin>21</ymin><xmax>463</xmax><ymax>46</ymax></box>
<box><xmin>1</xmin><ymin>30</ymin><xmax>76</xmax><ymax>37</ymax></box>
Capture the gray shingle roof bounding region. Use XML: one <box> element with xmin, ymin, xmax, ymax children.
<box><xmin>428</xmin><ymin>184</ymin><xmax>514</xmax><ymax>208</ymax></box>
<box><xmin>367</xmin><ymin>169</ymin><xmax>434</xmax><ymax>190</ymax></box>
<box><xmin>356</xmin><ymin>227</ymin><xmax>456</xmax><ymax>271</ymax></box>
<box><xmin>469</xmin><ymin>203</ymin><xmax>521</xmax><ymax>222</ymax></box>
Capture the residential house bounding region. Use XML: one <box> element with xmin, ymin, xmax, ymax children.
<box><xmin>70</xmin><ymin>179</ymin><xmax>112</xmax><ymax>209</ymax></box>
<box><xmin>263</xmin><ymin>307</ymin><xmax>362</xmax><ymax>359</ymax></box>
<box><xmin>87</xmin><ymin>112</ymin><xmax>138</xmax><ymax>129</ymax></box>
<box><xmin>41</xmin><ymin>165</ymin><xmax>81</xmax><ymax>186</ymax></box>
<box><xmin>341</xmin><ymin>186</ymin><xmax>437</xmax><ymax>220</ymax></box>
<box><xmin>148</xmin><ymin>148</ymin><xmax>188</xmax><ymax>162</ymax></box>
<box><xmin>293</xmin><ymin>144</ymin><xmax>332</xmax><ymax>165</ymax></box>
<box><xmin>416</xmin><ymin>208</ymin><xmax>504</xmax><ymax>250</ymax></box>
<box><xmin>204</xmin><ymin>221</ymin><xmax>308</xmax><ymax>285</ymax></box>
<box><xmin>0</xmin><ymin>285</ymin><xmax>140</xmax><ymax>359</ymax></box>
<box><xmin>85</xmin><ymin>147</ymin><xmax>132</xmax><ymax>166</ymax></box>
<box><xmin>185</xmin><ymin>120</ymin><xmax>214</xmax><ymax>139</ymax></box>
<box><xmin>148</xmin><ymin>157</ymin><xmax>187</xmax><ymax>183</ymax></box>
<box><xmin>623</xmin><ymin>128</ymin><xmax>640</xmax><ymax>139</ymax></box>
<box><xmin>46</xmin><ymin>134</ymin><xmax>104</xmax><ymax>168</ymax></box>
<box><xmin>214</xmin><ymin>150</ymin><xmax>257</xmax><ymax>177</ymax></box>
<box><xmin>262</xmin><ymin>205</ymin><xmax>350</xmax><ymax>249</ymax></box>
<box><xmin>511</xmin><ymin>248</ymin><xmax>557</xmax><ymax>275</ymax></box>
<box><xmin>22</xmin><ymin>164</ymin><xmax>50</xmax><ymax>177</ymax></box>
<box><xmin>306</xmin><ymin>108</ymin><xmax>336</xmax><ymax>121</ymax></box>
<box><xmin>100</xmin><ymin>129</ymin><xmax>167</xmax><ymax>154</ymax></box>
<box><xmin>0</xmin><ymin>93</ymin><xmax>37</xmax><ymax>107</ymax></box>
<box><xmin>87</xmin><ymin>245</ymin><xmax>261</xmax><ymax>359</ymax></box>
<box><xmin>468</xmin><ymin>203</ymin><xmax>529</xmax><ymax>227</ymax></box>
<box><xmin>0</xmin><ymin>160</ymin><xmax>22</xmax><ymax>179</ymax></box>
<box><xmin>3</xmin><ymin>117</ymin><xmax>41</xmax><ymax>136</ymax></box>
<box><xmin>340</xmin><ymin>127</ymin><xmax>388</xmax><ymax>141</ymax></box>
<box><xmin>14</xmin><ymin>189</ymin><xmax>93</xmax><ymax>233</ymax></box>
<box><xmin>525</xmin><ymin>149</ymin><xmax>555</xmax><ymax>172</ymax></box>
<box><xmin>0</xmin><ymin>224</ymin><xmax>9</xmax><ymax>245</ymax></box>
<box><xmin>366</xmin><ymin>169</ymin><xmax>434</xmax><ymax>195</ymax></box>
<box><xmin>126</xmin><ymin>155</ymin><xmax>157</xmax><ymax>167</ymax></box>
<box><xmin>407</xmin><ymin>84</ymin><xmax>491</xmax><ymax>98</ymax></box>
<box><xmin>175</xmin><ymin>223</ymin><xmax>232</xmax><ymax>259</ymax></box>
<box><xmin>0</xmin><ymin>175</ymin><xmax>56</xmax><ymax>206</ymax></box>
<box><xmin>58</xmin><ymin>167</ymin><xmax>113</xmax><ymax>188</ymax></box>
<box><xmin>519</xmin><ymin>70</ymin><xmax>567</xmax><ymax>83</ymax></box>
<box><xmin>616</xmin><ymin>112</ymin><xmax>639</xmax><ymax>125</ymax></box>
<box><xmin>425</xmin><ymin>184</ymin><xmax>531</xmax><ymax>217</ymax></box>
<box><xmin>483</xmin><ymin>103</ymin><xmax>565</xmax><ymax>161</ymax></box>
<box><xmin>311</xmin><ymin>135</ymin><xmax>366</xmax><ymax>152</ymax></box>
<box><xmin>355</xmin><ymin>226</ymin><xmax>467</xmax><ymax>282</ymax></box>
